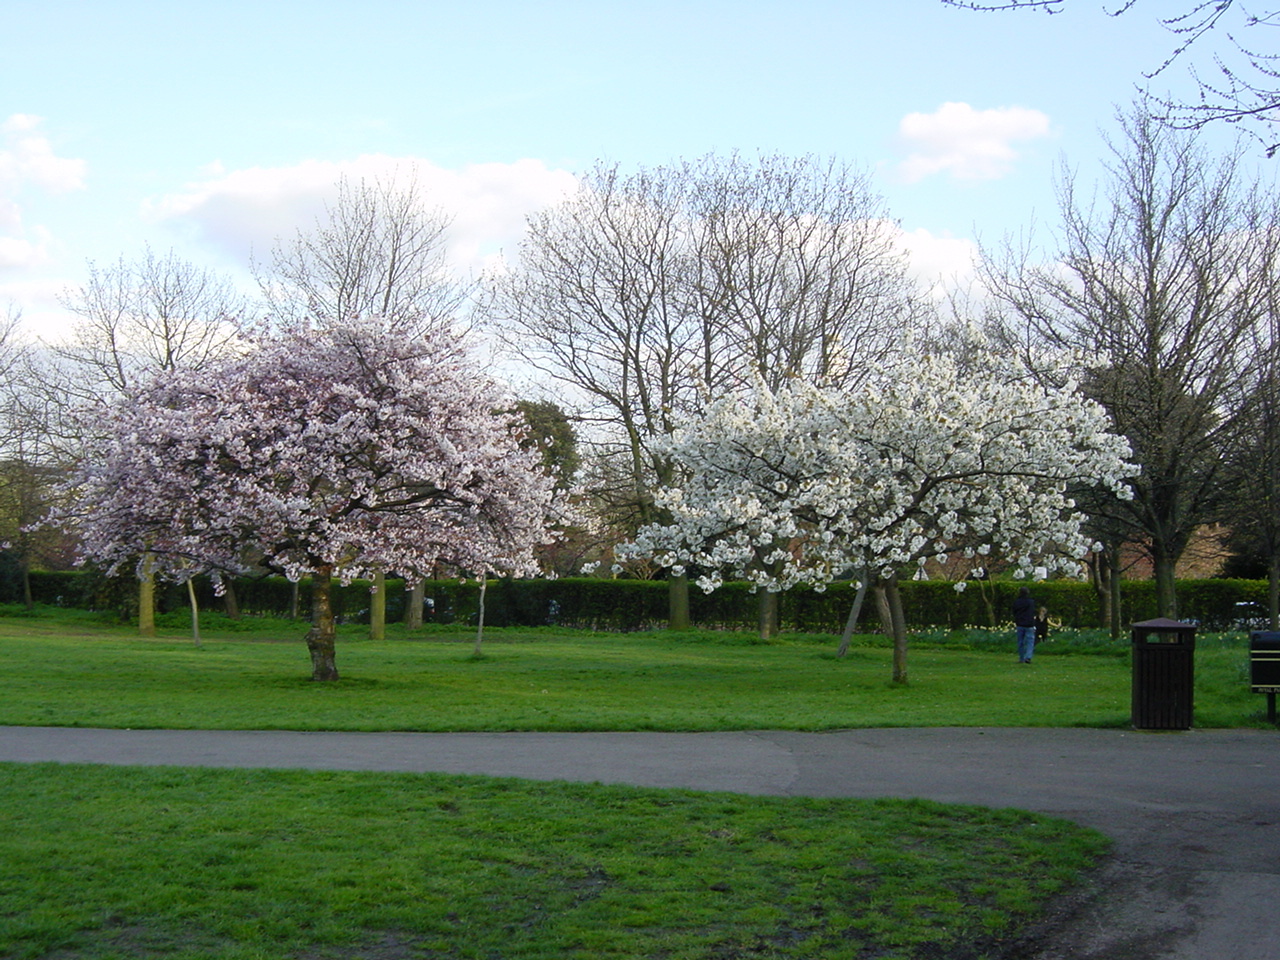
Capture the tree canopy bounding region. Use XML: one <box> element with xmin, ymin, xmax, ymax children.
<box><xmin>617</xmin><ymin>351</ymin><xmax>1134</xmax><ymax>679</ymax></box>
<box><xmin>54</xmin><ymin>320</ymin><xmax>556</xmax><ymax>679</ymax></box>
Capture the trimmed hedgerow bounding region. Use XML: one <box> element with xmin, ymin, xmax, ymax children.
<box><xmin>10</xmin><ymin>569</ymin><xmax>1271</xmax><ymax>632</ymax></box>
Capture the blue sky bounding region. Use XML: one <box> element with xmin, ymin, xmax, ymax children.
<box><xmin>1</xmin><ymin>0</ymin><xmax>1265</xmax><ymax>338</ymax></box>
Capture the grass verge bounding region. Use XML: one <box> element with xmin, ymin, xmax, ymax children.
<box><xmin>0</xmin><ymin>607</ymin><xmax>1267</xmax><ymax>730</ymax></box>
<box><xmin>0</xmin><ymin>761</ymin><xmax>1108</xmax><ymax>960</ymax></box>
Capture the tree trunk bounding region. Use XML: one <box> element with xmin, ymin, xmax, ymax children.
<box><xmin>306</xmin><ymin>565</ymin><xmax>339</xmax><ymax>681</ymax></box>
<box><xmin>885</xmin><ymin>576</ymin><xmax>909</xmax><ymax>685</ymax></box>
<box><xmin>873</xmin><ymin>582</ymin><xmax>893</xmax><ymax>637</ymax></box>
<box><xmin>758</xmin><ymin>590</ymin><xmax>779</xmax><ymax>640</ymax></box>
<box><xmin>223</xmin><ymin>579</ymin><xmax>241</xmax><ymax>620</ymax></box>
<box><xmin>20</xmin><ymin>557</ymin><xmax>33</xmax><ymax>611</ymax></box>
<box><xmin>405</xmin><ymin>578</ymin><xmax>425</xmax><ymax>629</ymax></box>
<box><xmin>474</xmin><ymin>577</ymin><xmax>487</xmax><ymax>656</ymax></box>
<box><xmin>289</xmin><ymin>580</ymin><xmax>300</xmax><ymax>621</ymax></box>
<box><xmin>976</xmin><ymin>577</ymin><xmax>996</xmax><ymax>627</ymax></box>
<box><xmin>138</xmin><ymin>556</ymin><xmax>156</xmax><ymax>637</ymax></box>
<box><xmin>836</xmin><ymin>577</ymin><xmax>870</xmax><ymax>658</ymax></box>
<box><xmin>668</xmin><ymin>573</ymin><xmax>691</xmax><ymax>631</ymax></box>
<box><xmin>186</xmin><ymin>578</ymin><xmax>202</xmax><ymax>648</ymax></box>
<box><xmin>1110</xmin><ymin>542</ymin><xmax>1122</xmax><ymax>641</ymax></box>
<box><xmin>370</xmin><ymin>569</ymin><xmax>386</xmax><ymax>640</ymax></box>
<box><xmin>1090</xmin><ymin>550</ymin><xmax>1112</xmax><ymax>631</ymax></box>
<box><xmin>1153</xmin><ymin>554</ymin><xmax>1179</xmax><ymax>619</ymax></box>
<box><xmin>1270</xmin><ymin>555</ymin><xmax>1280</xmax><ymax>631</ymax></box>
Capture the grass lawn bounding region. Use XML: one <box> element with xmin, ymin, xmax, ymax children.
<box><xmin>0</xmin><ymin>761</ymin><xmax>1108</xmax><ymax>960</ymax></box>
<box><xmin>0</xmin><ymin>606</ymin><xmax>1262</xmax><ymax>958</ymax></box>
<box><xmin>0</xmin><ymin>606</ymin><xmax>1266</xmax><ymax>730</ymax></box>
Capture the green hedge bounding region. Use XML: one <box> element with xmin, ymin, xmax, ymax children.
<box><xmin>8</xmin><ymin>570</ymin><xmax>1272</xmax><ymax>633</ymax></box>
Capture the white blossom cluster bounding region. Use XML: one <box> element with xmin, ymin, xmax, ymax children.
<box><xmin>618</xmin><ymin>355</ymin><xmax>1136</xmax><ymax>594</ymax></box>
<box><xmin>55</xmin><ymin>321</ymin><xmax>557</xmax><ymax>588</ymax></box>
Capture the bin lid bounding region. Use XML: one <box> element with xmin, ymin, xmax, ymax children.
<box><xmin>1133</xmin><ymin>617</ymin><xmax>1196</xmax><ymax>629</ymax></box>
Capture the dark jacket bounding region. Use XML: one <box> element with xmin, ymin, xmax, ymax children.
<box><xmin>1012</xmin><ymin>596</ymin><xmax>1036</xmax><ymax>628</ymax></box>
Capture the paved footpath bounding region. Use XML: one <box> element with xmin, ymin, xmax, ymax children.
<box><xmin>1</xmin><ymin>725</ymin><xmax>1277</xmax><ymax>959</ymax></box>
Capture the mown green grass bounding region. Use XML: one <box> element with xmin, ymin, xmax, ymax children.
<box><xmin>0</xmin><ymin>605</ymin><xmax>1267</xmax><ymax>730</ymax></box>
<box><xmin>0</xmin><ymin>761</ymin><xmax>1108</xmax><ymax>960</ymax></box>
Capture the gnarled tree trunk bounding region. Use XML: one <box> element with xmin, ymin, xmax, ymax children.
<box><xmin>306</xmin><ymin>564</ymin><xmax>339</xmax><ymax>681</ymax></box>
<box><xmin>1153</xmin><ymin>553</ymin><xmax>1179</xmax><ymax>620</ymax></box>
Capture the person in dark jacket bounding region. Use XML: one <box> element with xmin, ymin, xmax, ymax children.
<box><xmin>1012</xmin><ymin>586</ymin><xmax>1036</xmax><ymax>663</ymax></box>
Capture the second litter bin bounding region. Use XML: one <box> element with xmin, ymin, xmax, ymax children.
<box><xmin>1131</xmin><ymin>617</ymin><xmax>1196</xmax><ymax>730</ymax></box>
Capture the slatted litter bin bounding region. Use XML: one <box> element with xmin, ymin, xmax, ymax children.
<box><xmin>1131</xmin><ymin>617</ymin><xmax>1195</xmax><ymax>730</ymax></box>
<box><xmin>1250</xmin><ymin>630</ymin><xmax>1280</xmax><ymax>723</ymax></box>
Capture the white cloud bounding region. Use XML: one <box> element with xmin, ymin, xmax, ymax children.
<box><xmin>0</xmin><ymin>228</ymin><xmax>54</xmax><ymax>272</ymax></box>
<box><xmin>146</xmin><ymin>154</ymin><xmax>579</xmax><ymax>276</ymax></box>
<box><xmin>869</xmin><ymin>218</ymin><xmax>980</xmax><ymax>298</ymax></box>
<box><xmin>0</xmin><ymin>275</ymin><xmax>78</xmax><ymax>343</ymax></box>
<box><xmin>895</xmin><ymin>102</ymin><xmax>1052</xmax><ymax>183</ymax></box>
<box><xmin>0</xmin><ymin>114</ymin><xmax>87</xmax><ymax>195</ymax></box>
<box><xmin>893</xmin><ymin>226</ymin><xmax>980</xmax><ymax>297</ymax></box>
<box><xmin>0</xmin><ymin>114</ymin><xmax>86</xmax><ymax>274</ymax></box>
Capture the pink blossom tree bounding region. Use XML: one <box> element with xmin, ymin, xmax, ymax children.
<box><xmin>56</xmin><ymin>320</ymin><xmax>556</xmax><ymax>680</ymax></box>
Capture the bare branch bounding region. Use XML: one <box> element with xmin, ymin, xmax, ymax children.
<box><xmin>259</xmin><ymin>173</ymin><xmax>463</xmax><ymax>336</ymax></box>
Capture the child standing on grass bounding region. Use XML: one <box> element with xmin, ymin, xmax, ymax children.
<box><xmin>1034</xmin><ymin>605</ymin><xmax>1051</xmax><ymax>645</ymax></box>
<box><xmin>1012</xmin><ymin>587</ymin><xmax>1036</xmax><ymax>663</ymax></box>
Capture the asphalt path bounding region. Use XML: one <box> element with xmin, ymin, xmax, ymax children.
<box><xmin>1</xmin><ymin>725</ymin><xmax>1277</xmax><ymax>959</ymax></box>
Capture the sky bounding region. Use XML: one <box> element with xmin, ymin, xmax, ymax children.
<box><xmin>1</xmin><ymin>0</ymin><xmax>1269</xmax><ymax>342</ymax></box>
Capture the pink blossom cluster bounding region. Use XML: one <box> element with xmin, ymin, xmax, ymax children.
<box><xmin>57</xmin><ymin>320</ymin><xmax>557</xmax><ymax>589</ymax></box>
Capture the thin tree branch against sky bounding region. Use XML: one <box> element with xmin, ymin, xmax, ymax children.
<box><xmin>3</xmin><ymin>1</ymin><xmax>1271</xmax><ymax>343</ymax></box>
<box><xmin>943</xmin><ymin>1</ymin><xmax>1280</xmax><ymax>153</ymax></box>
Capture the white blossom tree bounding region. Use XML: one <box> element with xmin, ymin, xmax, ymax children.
<box><xmin>618</xmin><ymin>355</ymin><xmax>1134</xmax><ymax>682</ymax></box>
<box><xmin>52</xmin><ymin>320</ymin><xmax>556</xmax><ymax>681</ymax></box>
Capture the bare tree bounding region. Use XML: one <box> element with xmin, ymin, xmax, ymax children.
<box><xmin>50</xmin><ymin>251</ymin><xmax>249</xmax><ymax>631</ymax></box>
<box><xmin>487</xmin><ymin>153</ymin><xmax>922</xmax><ymax>628</ymax></box>
<box><xmin>688</xmin><ymin>153</ymin><xmax>921</xmax><ymax>392</ymax></box>
<box><xmin>0</xmin><ymin>308</ymin><xmax>77</xmax><ymax>608</ymax></box>
<box><xmin>486</xmin><ymin>161</ymin><xmax>697</xmax><ymax>622</ymax></box>
<box><xmin>985</xmin><ymin>106</ymin><xmax>1279</xmax><ymax>617</ymax></box>
<box><xmin>55</xmin><ymin>248</ymin><xmax>247</xmax><ymax>401</ymax></box>
<box><xmin>943</xmin><ymin>1</ymin><xmax>1280</xmax><ymax>153</ymax></box>
<box><xmin>258</xmin><ymin>173</ymin><xmax>463</xmax><ymax>335</ymax></box>
<box><xmin>488</xmin><ymin>160</ymin><xmax>697</xmax><ymax>523</ymax></box>
<box><xmin>1220</xmin><ymin>271</ymin><xmax>1280</xmax><ymax>627</ymax></box>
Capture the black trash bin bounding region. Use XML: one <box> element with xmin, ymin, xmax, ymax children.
<box><xmin>1249</xmin><ymin>630</ymin><xmax>1280</xmax><ymax>722</ymax></box>
<box><xmin>1131</xmin><ymin>617</ymin><xmax>1196</xmax><ymax>730</ymax></box>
